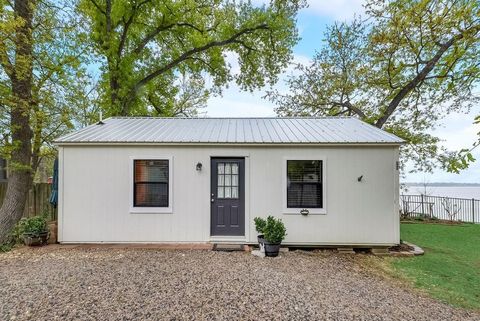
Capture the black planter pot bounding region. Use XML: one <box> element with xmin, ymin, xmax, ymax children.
<box><xmin>23</xmin><ymin>231</ymin><xmax>49</xmax><ymax>247</ymax></box>
<box><xmin>264</xmin><ymin>241</ymin><xmax>281</xmax><ymax>257</ymax></box>
<box><xmin>257</xmin><ymin>234</ymin><xmax>265</xmax><ymax>245</ymax></box>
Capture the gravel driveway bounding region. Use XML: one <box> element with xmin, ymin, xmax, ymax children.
<box><xmin>0</xmin><ymin>247</ymin><xmax>478</xmax><ymax>321</ymax></box>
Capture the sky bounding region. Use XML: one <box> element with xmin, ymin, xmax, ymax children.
<box><xmin>205</xmin><ymin>0</ymin><xmax>480</xmax><ymax>184</ymax></box>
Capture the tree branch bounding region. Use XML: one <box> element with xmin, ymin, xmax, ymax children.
<box><xmin>121</xmin><ymin>24</ymin><xmax>269</xmax><ymax>114</ymax></box>
<box><xmin>88</xmin><ymin>0</ymin><xmax>106</xmax><ymax>15</ymax></box>
<box><xmin>375</xmin><ymin>24</ymin><xmax>480</xmax><ymax>128</ymax></box>
<box><xmin>132</xmin><ymin>22</ymin><xmax>206</xmax><ymax>55</ymax></box>
<box><xmin>0</xmin><ymin>43</ymin><xmax>13</xmax><ymax>79</ymax></box>
<box><xmin>330</xmin><ymin>101</ymin><xmax>367</xmax><ymax>119</ymax></box>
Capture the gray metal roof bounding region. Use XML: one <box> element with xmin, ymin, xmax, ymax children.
<box><xmin>55</xmin><ymin>117</ymin><xmax>404</xmax><ymax>145</ymax></box>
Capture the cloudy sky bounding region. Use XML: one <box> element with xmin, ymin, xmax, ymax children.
<box><xmin>205</xmin><ymin>0</ymin><xmax>480</xmax><ymax>183</ymax></box>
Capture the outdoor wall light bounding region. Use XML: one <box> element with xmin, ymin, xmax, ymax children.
<box><xmin>300</xmin><ymin>209</ymin><xmax>309</xmax><ymax>216</ymax></box>
<box><xmin>357</xmin><ymin>175</ymin><xmax>364</xmax><ymax>182</ymax></box>
<box><xmin>196</xmin><ymin>162</ymin><xmax>203</xmax><ymax>171</ymax></box>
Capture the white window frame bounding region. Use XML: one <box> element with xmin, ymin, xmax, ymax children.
<box><xmin>129</xmin><ymin>156</ymin><xmax>173</xmax><ymax>214</ymax></box>
<box><xmin>282</xmin><ymin>157</ymin><xmax>327</xmax><ymax>215</ymax></box>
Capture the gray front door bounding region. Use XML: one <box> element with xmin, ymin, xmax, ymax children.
<box><xmin>211</xmin><ymin>158</ymin><xmax>245</xmax><ymax>236</ymax></box>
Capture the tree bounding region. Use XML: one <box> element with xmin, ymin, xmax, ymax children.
<box><xmin>0</xmin><ymin>0</ymin><xmax>89</xmax><ymax>243</ymax></box>
<box><xmin>79</xmin><ymin>0</ymin><xmax>304</xmax><ymax>116</ymax></box>
<box><xmin>269</xmin><ymin>0</ymin><xmax>480</xmax><ymax>173</ymax></box>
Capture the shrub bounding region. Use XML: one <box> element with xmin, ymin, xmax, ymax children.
<box><xmin>0</xmin><ymin>243</ymin><xmax>13</xmax><ymax>253</ymax></box>
<box><xmin>254</xmin><ymin>217</ymin><xmax>267</xmax><ymax>234</ymax></box>
<box><xmin>13</xmin><ymin>216</ymin><xmax>48</xmax><ymax>241</ymax></box>
<box><xmin>263</xmin><ymin>215</ymin><xmax>287</xmax><ymax>244</ymax></box>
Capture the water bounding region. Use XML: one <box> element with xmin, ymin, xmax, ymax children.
<box><xmin>402</xmin><ymin>186</ymin><xmax>480</xmax><ymax>200</ymax></box>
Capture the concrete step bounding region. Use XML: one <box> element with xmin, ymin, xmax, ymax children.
<box><xmin>212</xmin><ymin>244</ymin><xmax>245</xmax><ymax>252</ymax></box>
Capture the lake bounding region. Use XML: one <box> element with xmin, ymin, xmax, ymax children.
<box><xmin>402</xmin><ymin>186</ymin><xmax>480</xmax><ymax>200</ymax></box>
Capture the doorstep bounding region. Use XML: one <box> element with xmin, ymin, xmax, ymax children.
<box><xmin>209</xmin><ymin>236</ymin><xmax>247</xmax><ymax>244</ymax></box>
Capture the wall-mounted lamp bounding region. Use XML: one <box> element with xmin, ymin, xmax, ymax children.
<box><xmin>300</xmin><ymin>209</ymin><xmax>309</xmax><ymax>216</ymax></box>
<box><xmin>196</xmin><ymin>162</ymin><xmax>203</xmax><ymax>171</ymax></box>
<box><xmin>357</xmin><ymin>175</ymin><xmax>363</xmax><ymax>182</ymax></box>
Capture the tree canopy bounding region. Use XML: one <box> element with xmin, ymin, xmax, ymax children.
<box><xmin>80</xmin><ymin>0</ymin><xmax>304</xmax><ymax>116</ymax></box>
<box><xmin>0</xmin><ymin>0</ymin><xmax>91</xmax><ymax>243</ymax></box>
<box><xmin>269</xmin><ymin>0</ymin><xmax>480</xmax><ymax>173</ymax></box>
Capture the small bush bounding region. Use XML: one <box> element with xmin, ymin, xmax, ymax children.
<box><xmin>0</xmin><ymin>243</ymin><xmax>13</xmax><ymax>253</ymax></box>
<box><xmin>13</xmin><ymin>216</ymin><xmax>48</xmax><ymax>241</ymax></box>
<box><xmin>253</xmin><ymin>217</ymin><xmax>267</xmax><ymax>234</ymax></box>
<box><xmin>263</xmin><ymin>216</ymin><xmax>287</xmax><ymax>244</ymax></box>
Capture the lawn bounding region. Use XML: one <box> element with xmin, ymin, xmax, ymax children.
<box><xmin>390</xmin><ymin>222</ymin><xmax>480</xmax><ymax>310</ymax></box>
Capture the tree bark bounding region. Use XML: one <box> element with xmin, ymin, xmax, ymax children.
<box><xmin>0</xmin><ymin>0</ymin><xmax>34</xmax><ymax>244</ymax></box>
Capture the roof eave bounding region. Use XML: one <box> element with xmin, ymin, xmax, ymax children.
<box><xmin>53</xmin><ymin>141</ymin><xmax>404</xmax><ymax>146</ymax></box>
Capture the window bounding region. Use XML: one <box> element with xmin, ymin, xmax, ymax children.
<box><xmin>217</xmin><ymin>162</ymin><xmax>239</xmax><ymax>199</ymax></box>
<box><xmin>286</xmin><ymin>160</ymin><xmax>323</xmax><ymax>209</ymax></box>
<box><xmin>133</xmin><ymin>160</ymin><xmax>169</xmax><ymax>208</ymax></box>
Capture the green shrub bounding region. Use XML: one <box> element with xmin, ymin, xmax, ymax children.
<box><xmin>0</xmin><ymin>243</ymin><xmax>13</xmax><ymax>253</ymax></box>
<box><xmin>263</xmin><ymin>215</ymin><xmax>287</xmax><ymax>244</ymax></box>
<box><xmin>253</xmin><ymin>217</ymin><xmax>267</xmax><ymax>234</ymax></box>
<box><xmin>13</xmin><ymin>216</ymin><xmax>48</xmax><ymax>241</ymax></box>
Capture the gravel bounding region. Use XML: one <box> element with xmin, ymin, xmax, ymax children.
<box><xmin>0</xmin><ymin>247</ymin><xmax>478</xmax><ymax>321</ymax></box>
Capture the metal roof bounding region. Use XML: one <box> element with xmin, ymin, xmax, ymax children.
<box><xmin>55</xmin><ymin>117</ymin><xmax>404</xmax><ymax>145</ymax></box>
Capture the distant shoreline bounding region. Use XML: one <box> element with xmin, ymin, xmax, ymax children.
<box><xmin>402</xmin><ymin>182</ymin><xmax>480</xmax><ymax>187</ymax></box>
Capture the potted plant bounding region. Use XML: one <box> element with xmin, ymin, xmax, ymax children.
<box><xmin>15</xmin><ymin>216</ymin><xmax>49</xmax><ymax>246</ymax></box>
<box><xmin>254</xmin><ymin>217</ymin><xmax>267</xmax><ymax>246</ymax></box>
<box><xmin>263</xmin><ymin>216</ymin><xmax>287</xmax><ymax>257</ymax></box>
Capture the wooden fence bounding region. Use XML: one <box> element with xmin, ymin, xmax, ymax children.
<box><xmin>0</xmin><ymin>182</ymin><xmax>56</xmax><ymax>220</ymax></box>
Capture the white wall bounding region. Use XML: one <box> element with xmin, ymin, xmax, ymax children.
<box><xmin>58</xmin><ymin>145</ymin><xmax>400</xmax><ymax>245</ymax></box>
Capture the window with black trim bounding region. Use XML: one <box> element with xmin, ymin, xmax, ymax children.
<box><xmin>134</xmin><ymin>160</ymin><xmax>169</xmax><ymax>207</ymax></box>
<box><xmin>287</xmin><ymin>160</ymin><xmax>323</xmax><ymax>208</ymax></box>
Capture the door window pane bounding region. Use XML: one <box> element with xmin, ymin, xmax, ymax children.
<box><xmin>218</xmin><ymin>175</ymin><xmax>224</xmax><ymax>186</ymax></box>
<box><xmin>216</xmin><ymin>162</ymin><xmax>240</xmax><ymax>199</ymax></box>
<box><xmin>232</xmin><ymin>187</ymin><xmax>238</xmax><ymax>198</ymax></box>
<box><xmin>217</xmin><ymin>187</ymin><xmax>224</xmax><ymax>198</ymax></box>
<box><xmin>224</xmin><ymin>187</ymin><xmax>231</xmax><ymax>198</ymax></box>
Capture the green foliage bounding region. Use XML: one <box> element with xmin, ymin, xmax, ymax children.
<box><xmin>13</xmin><ymin>215</ymin><xmax>49</xmax><ymax>240</ymax></box>
<box><xmin>0</xmin><ymin>243</ymin><xmax>12</xmax><ymax>253</ymax></box>
<box><xmin>253</xmin><ymin>216</ymin><xmax>267</xmax><ymax>234</ymax></box>
<box><xmin>263</xmin><ymin>215</ymin><xmax>286</xmax><ymax>244</ymax></box>
<box><xmin>79</xmin><ymin>0</ymin><xmax>304</xmax><ymax>116</ymax></box>
<box><xmin>389</xmin><ymin>223</ymin><xmax>480</xmax><ymax>310</ymax></box>
<box><xmin>0</xmin><ymin>0</ymin><xmax>93</xmax><ymax>172</ymax></box>
<box><xmin>270</xmin><ymin>0</ymin><xmax>480</xmax><ymax>173</ymax></box>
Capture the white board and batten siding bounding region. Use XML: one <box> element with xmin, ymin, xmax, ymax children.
<box><xmin>56</xmin><ymin>117</ymin><xmax>402</xmax><ymax>246</ymax></box>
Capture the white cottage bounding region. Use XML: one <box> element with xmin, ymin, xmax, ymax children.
<box><xmin>54</xmin><ymin>117</ymin><xmax>403</xmax><ymax>247</ymax></box>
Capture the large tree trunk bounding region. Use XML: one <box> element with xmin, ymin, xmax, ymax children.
<box><xmin>0</xmin><ymin>0</ymin><xmax>34</xmax><ymax>244</ymax></box>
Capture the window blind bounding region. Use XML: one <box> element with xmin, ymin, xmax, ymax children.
<box><xmin>287</xmin><ymin>160</ymin><xmax>323</xmax><ymax>208</ymax></box>
<box><xmin>134</xmin><ymin>160</ymin><xmax>169</xmax><ymax>207</ymax></box>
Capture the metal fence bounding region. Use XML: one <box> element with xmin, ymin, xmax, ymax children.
<box><xmin>400</xmin><ymin>194</ymin><xmax>480</xmax><ymax>223</ymax></box>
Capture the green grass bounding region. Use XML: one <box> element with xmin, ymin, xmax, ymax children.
<box><xmin>389</xmin><ymin>222</ymin><xmax>480</xmax><ymax>310</ymax></box>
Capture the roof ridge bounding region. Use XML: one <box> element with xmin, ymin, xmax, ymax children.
<box><xmin>107</xmin><ymin>116</ymin><xmax>355</xmax><ymax>120</ymax></box>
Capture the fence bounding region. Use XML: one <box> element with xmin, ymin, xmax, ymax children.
<box><xmin>400</xmin><ymin>194</ymin><xmax>480</xmax><ymax>224</ymax></box>
<box><xmin>0</xmin><ymin>182</ymin><xmax>56</xmax><ymax>220</ymax></box>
